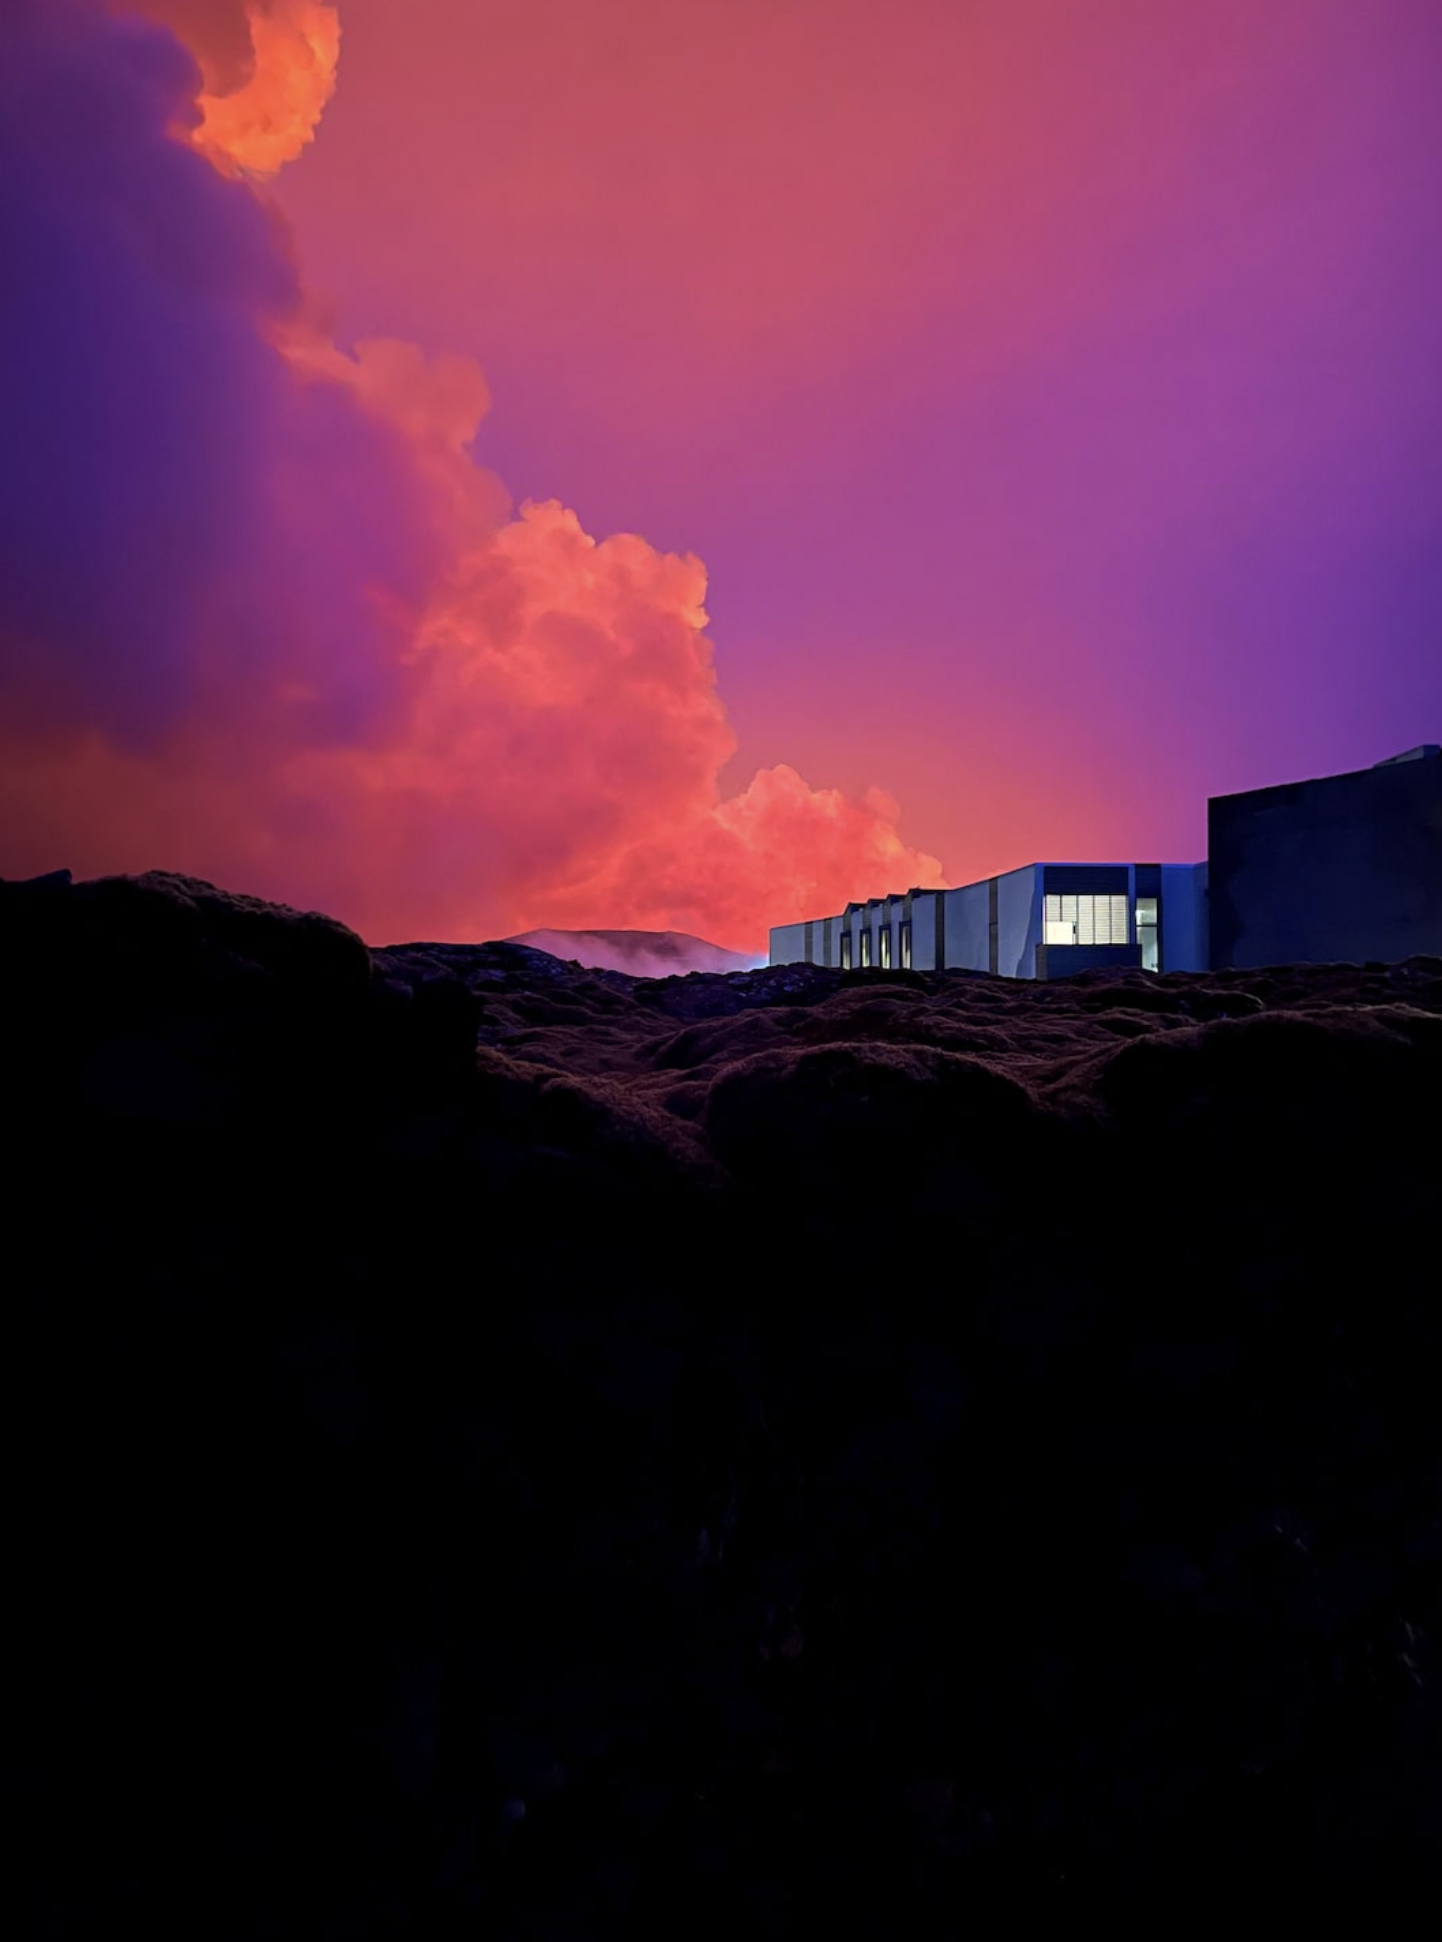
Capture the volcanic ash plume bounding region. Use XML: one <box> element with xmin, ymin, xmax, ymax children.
<box><xmin>0</xmin><ymin>2</ymin><xmax>944</xmax><ymax>952</ymax></box>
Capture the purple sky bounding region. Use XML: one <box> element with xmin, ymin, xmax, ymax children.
<box><xmin>2</xmin><ymin>1</ymin><xmax>1439</xmax><ymax>944</ymax></box>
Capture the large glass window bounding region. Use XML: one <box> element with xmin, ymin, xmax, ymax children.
<box><xmin>840</xmin><ymin>930</ymin><xmax>852</xmax><ymax>970</ymax></box>
<box><xmin>879</xmin><ymin>923</ymin><xmax>891</xmax><ymax>969</ymax></box>
<box><xmin>1044</xmin><ymin>893</ymin><xmax>1131</xmax><ymax>947</ymax></box>
<box><xmin>899</xmin><ymin>919</ymin><xmax>912</xmax><ymax>969</ymax></box>
<box><xmin>859</xmin><ymin>927</ymin><xmax>871</xmax><ymax>968</ymax></box>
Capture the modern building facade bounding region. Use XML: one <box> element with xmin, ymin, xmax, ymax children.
<box><xmin>1208</xmin><ymin>744</ymin><xmax>1442</xmax><ymax>969</ymax></box>
<box><xmin>769</xmin><ymin>860</ymin><xmax>1209</xmax><ymax>980</ymax></box>
<box><xmin>768</xmin><ymin>745</ymin><xmax>1441</xmax><ymax>978</ymax></box>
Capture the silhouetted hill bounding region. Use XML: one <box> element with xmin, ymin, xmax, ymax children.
<box><xmin>505</xmin><ymin>925</ymin><xmax>763</xmax><ymax>976</ymax></box>
<box><xmin>5</xmin><ymin>867</ymin><xmax>1442</xmax><ymax>1932</ymax></box>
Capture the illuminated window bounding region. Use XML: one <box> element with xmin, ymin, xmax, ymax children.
<box><xmin>840</xmin><ymin>931</ymin><xmax>852</xmax><ymax>970</ymax></box>
<box><xmin>1043</xmin><ymin>893</ymin><xmax>1131</xmax><ymax>946</ymax></box>
<box><xmin>1136</xmin><ymin>895</ymin><xmax>1159</xmax><ymax>972</ymax></box>
<box><xmin>899</xmin><ymin>919</ymin><xmax>912</xmax><ymax>968</ymax></box>
<box><xmin>879</xmin><ymin>923</ymin><xmax>891</xmax><ymax>968</ymax></box>
<box><xmin>860</xmin><ymin>927</ymin><xmax>872</xmax><ymax>968</ymax></box>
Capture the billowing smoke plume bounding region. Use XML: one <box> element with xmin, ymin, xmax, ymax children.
<box><xmin>0</xmin><ymin>1</ymin><xmax>944</xmax><ymax>951</ymax></box>
<box><xmin>510</xmin><ymin>932</ymin><xmax>765</xmax><ymax>979</ymax></box>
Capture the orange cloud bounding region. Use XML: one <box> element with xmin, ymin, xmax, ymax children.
<box><xmin>0</xmin><ymin>3</ymin><xmax>943</xmax><ymax>954</ymax></box>
<box><xmin>127</xmin><ymin>0</ymin><xmax>340</xmax><ymax>174</ymax></box>
<box><xmin>197</xmin><ymin>0</ymin><xmax>339</xmax><ymax>174</ymax></box>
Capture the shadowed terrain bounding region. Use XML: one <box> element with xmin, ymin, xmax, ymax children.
<box><xmin>6</xmin><ymin>868</ymin><xmax>1442</xmax><ymax>1933</ymax></box>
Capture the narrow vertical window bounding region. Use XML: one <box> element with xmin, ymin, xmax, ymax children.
<box><xmin>1136</xmin><ymin>895</ymin><xmax>1159</xmax><ymax>972</ymax></box>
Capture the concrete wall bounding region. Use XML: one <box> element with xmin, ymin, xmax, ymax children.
<box><xmin>911</xmin><ymin>891</ymin><xmax>939</xmax><ymax>971</ymax></box>
<box><xmin>769</xmin><ymin>920</ymin><xmax>808</xmax><ymax>966</ymax></box>
<box><xmin>1159</xmin><ymin>863</ymin><xmax>1208</xmax><ymax>971</ymax></box>
<box><xmin>1036</xmin><ymin>942</ymin><xmax>1142</xmax><ymax>979</ymax></box>
<box><xmin>943</xmin><ymin>881</ymin><xmax>991</xmax><ymax>971</ymax></box>
<box><xmin>997</xmin><ymin>866</ymin><xmax>1040</xmax><ymax>978</ymax></box>
<box><xmin>1209</xmin><ymin>751</ymin><xmax>1442</xmax><ymax>968</ymax></box>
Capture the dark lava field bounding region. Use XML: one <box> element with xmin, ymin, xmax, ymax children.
<box><xmin>6</xmin><ymin>868</ymin><xmax>1442</xmax><ymax>1933</ymax></box>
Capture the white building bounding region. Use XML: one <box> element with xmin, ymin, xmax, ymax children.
<box><xmin>769</xmin><ymin>862</ymin><xmax>1209</xmax><ymax>979</ymax></box>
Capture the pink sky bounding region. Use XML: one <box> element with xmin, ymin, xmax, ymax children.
<box><xmin>272</xmin><ymin>0</ymin><xmax>1442</xmax><ymax>882</ymax></box>
<box><xmin>2</xmin><ymin>1</ymin><xmax>1439</xmax><ymax>945</ymax></box>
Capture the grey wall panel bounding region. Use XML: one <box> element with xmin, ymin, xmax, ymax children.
<box><xmin>944</xmin><ymin>882</ymin><xmax>992</xmax><ymax>971</ymax></box>
<box><xmin>769</xmin><ymin>922</ymin><xmax>808</xmax><ymax>966</ymax></box>
<box><xmin>997</xmin><ymin>865</ymin><xmax>1040</xmax><ymax>978</ymax></box>
<box><xmin>911</xmin><ymin>893</ymin><xmax>936</xmax><ymax>970</ymax></box>
<box><xmin>1209</xmin><ymin>753</ymin><xmax>1442</xmax><ymax>967</ymax></box>
<box><xmin>1159</xmin><ymin>862</ymin><xmax>1208</xmax><ymax>971</ymax></box>
<box><xmin>1043</xmin><ymin>864</ymin><xmax>1130</xmax><ymax>896</ymax></box>
<box><xmin>1036</xmin><ymin>942</ymin><xmax>1142</xmax><ymax>979</ymax></box>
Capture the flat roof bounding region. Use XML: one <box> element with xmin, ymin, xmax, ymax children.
<box><xmin>770</xmin><ymin>861</ymin><xmax>1204</xmax><ymax>931</ymax></box>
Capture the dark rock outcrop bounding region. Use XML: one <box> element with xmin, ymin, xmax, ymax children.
<box><xmin>5</xmin><ymin>870</ymin><xmax>1441</xmax><ymax>1934</ymax></box>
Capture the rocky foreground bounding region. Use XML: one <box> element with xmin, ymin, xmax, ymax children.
<box><xmin>6</xmin><ymin>869</ymin><xmax>1442</xmax><ymax>1932</ymax></box>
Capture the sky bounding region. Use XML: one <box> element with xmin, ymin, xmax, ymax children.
<box><xmin>2</xmin><ymin>0</ymin><xmax>1439</xmax><ymax>949</ymax></box>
